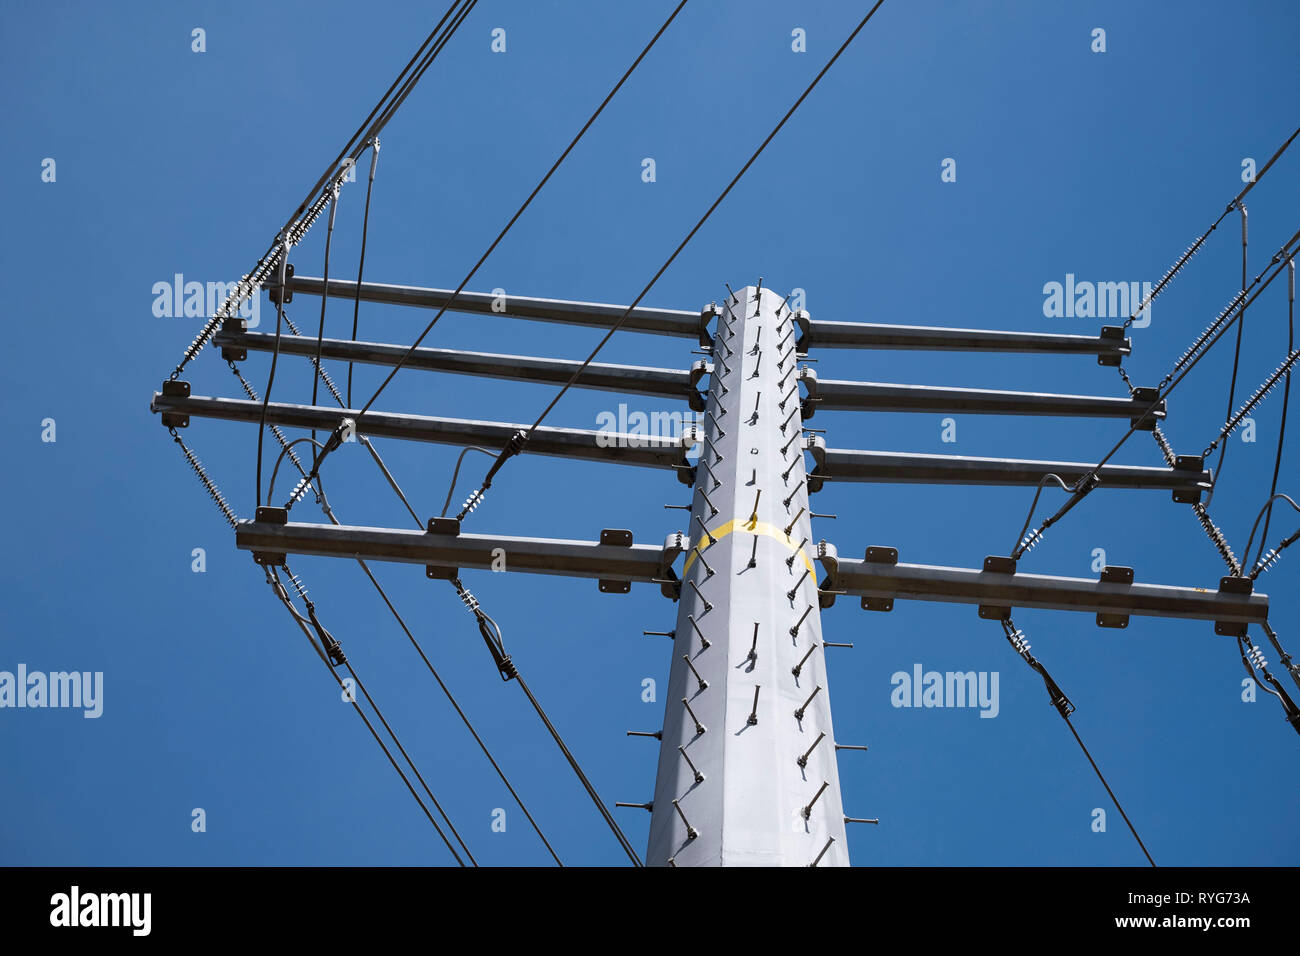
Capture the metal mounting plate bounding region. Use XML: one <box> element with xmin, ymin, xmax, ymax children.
<box><xmin>1099</xmin><ymin>565</ymin><xmax>1134</xmax><ymax>585</ymax></box>
<box><xmin>426</xmin><ymin>517</ymin><xmax>461</xmax><ymax>536</ymax></box>
<box><xmin>983</xmin><ymin>555</ymin><xmax>1017</xmax><ymax>575</ymax></box>
<box><xmin>255</xmin><ymin>507</ymin><xmax>288</xmax><ymax>525</ymax></box>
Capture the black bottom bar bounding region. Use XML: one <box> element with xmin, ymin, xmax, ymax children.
<box><xmin>0</xmin><ymin>866</ymin><xmax>1283</xmax><ymax>941</ymax></box>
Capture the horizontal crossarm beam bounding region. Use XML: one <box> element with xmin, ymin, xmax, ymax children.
<box><xmin>234</xmin><ymin>520</ymin><xmax>672</xmax><ymax>586</ymax></box>
<box><xmin>213</xmin><ymin>330</ymin><xmax>702</xmax><ymax>407</ymax></box>
<box><xmin>804</xmin><ymin>374</ymin><xmax>1163</xmax><ymax>423</ymax></box>
<box><xmin>807</xmin><ymin>444</ymin><xmax>1209</xmax><ymax>491</ymax></box>
<box><xmin>796</xmin><ymin>318</ymin><xmax>1130</xmax><ymax>359</ymax></box>
<box><xmin>819</xmin><ymin>548</ymin><xmax>1268</xmax><ymax>625</ymax></box>
<box><xmin>279</xmin><ymin>274</ymin><xmax>1131</xmax><ymax>360</ymax></box>
<box><xmin>150</xmin><ymin>392</ymin><xmax>694</xmax><ymax>471</ymax></box>
<box><xmin>278</xmin><ymin>275</ymin><xmax>707</xmax><ymax>339</ymax></box>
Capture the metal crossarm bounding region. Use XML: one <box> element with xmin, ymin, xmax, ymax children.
<box><xmin>277</xmin><ymin>274</ymin><xmax>709</xmax><ymax>340</ymax></box>
<box><xmin>235</xmin><ymin>520</ymin><xmax>678</xmax><ymax>593</ymax></box>
<box><xmin>802</xmin><ymin>373</ymin><xmax>1163</xmax><ymax>423</ymax></box>
<box><xmin>806</xmin><ymin>445</ymin><xmax>1211</xmax><ymax>491</ymax></box>
<box><xmin>818</xmin><ymin>545</ymin><xmax>1268</xmax><ymax>626</ymax></box>
<box><xmin>151</xmin><ymin>392</ymin><xmax>696</xmax><ymax>474</ymax></box>
<box><xmin>795</xmin><ymin>317</ymin><xmax>1130</xmax><ymax>359</ymax></box>
<box><xmin>280</xmin><ymin>273</ymin><xmax>1132</xmax><ymax>360</ymax></box>
<box><xmin>214</xmin><ymin>329</ymin><xmax>706</xmax><ymax>408</ymax></box>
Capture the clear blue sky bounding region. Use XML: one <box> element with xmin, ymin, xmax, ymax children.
<box><xmin>1</xmin><ymin>0</ymin><xmax>1298</xmax><ymax>866</ymax></box>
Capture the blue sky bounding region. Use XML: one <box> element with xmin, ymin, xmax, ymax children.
<box><xmin>1</xmin><ymin>0</ymin><xmax>1298</xmax><ymax>866</ymax></box>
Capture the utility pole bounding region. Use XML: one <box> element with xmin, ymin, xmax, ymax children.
<box><xmin>647</xmin><ymin>285</ymin><xmax>847</xmax><ymax>867</ymax></box>
<box><xmin>149</xmin><ymin>9</ymin><xmax>1300</xmax><ymax>871</ymax></box>
<box><xmin>156</xmin><ymin>273</ymin><xmax>1278</xmax><ymax>867</ymax></box>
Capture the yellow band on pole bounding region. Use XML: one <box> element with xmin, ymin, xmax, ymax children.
<box><xmin>682</xmin><ymin>517</ymin><xmax>816</xmax><ymax>576</ymax></box>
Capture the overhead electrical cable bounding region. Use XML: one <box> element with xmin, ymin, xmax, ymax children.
<box><xmin>251</xmin><ymin>337</ymin><xmax>564</xmax><ymax>864</ymax></box>
<box><xmin>455</xmin><ymin>1</ymin><xmax>890</xmax><ymax>520</ymax></box>
<box><xmin>998</xmin><ymin>619</ymin><xmax>1156</xmax><ymax>866</ymax></box>
<box><xmin>1255</xmin><ymin>258</ymin><xmax>1295</xmax><ymax>568</ymax></box>
<box><xmin>169</xmin><ymin>0</ymin><xmax>474</xmax><ymax>382</ymax></box>
<box><xmin>265</xmin><ymin>565</ymin><xmax>469</xmax><ymax>865</ymax></box>
<box><xmin>321</xmin><ymin>0</ymin><xmax>693</xmax><ymax>443</ymax></box>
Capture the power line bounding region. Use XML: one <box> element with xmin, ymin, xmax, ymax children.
<box><xmin>255</xmin><ymin>1</ymin><xmax>479</xmax><ymax>504</ymax></box>
<box><xmin>171</xmin><ymin>388</ymin><xmax>623</xmax><ymax>864</ymax></box>
<box><xmin>1060</xmin><ymin>715</ymin><xmax>1156</xmax><ymax>867</ymax></box>
<box><xmin>286</xmin><ymin>0</ymin><xmax>470</xmax><ymax>234</ymax></box>
<box><xmin>998</xmin><ymin>619</ymin><xmax>1155</xmax><ymax>867</ymax></box>
<box><xmin>158</xmin><ymin>2</ymin><xmax>1299</xmax><ymax>868</ymax></box>
<box><xmin>260</xmin><ymin>316</ymin><xmax>649</xmax><ymax>864</ymax></box>
<box><xmin>268</xmin><ymin>435</ymin><xmax>327</xmax><ymax>508</ymax></box>
<box><xmin>342</xmin><ymin>0</ymin><xmax>692</xmax><ymax>428</ymax></box>
<box><xmin>1242</xmin><ymin>493</ymin><xmax>1300</xmax><ymax>577</ymax></box>
<box><xmin>296</xmin><ymin>339</ymin><xmax>616</xmax><ymax>863</ymax></box>
<box><xmin>440</xmin><ymin>446</ymin><xmax>497</xmax><ymax>517</ymax></box>
<box><xmin>1234</xmin><ymin>632</ymin><xmax>1300</xmax><ymax>730</ymax></box>
<box><xmin>256</xmin><ymin>244</ymin><xmax>291</xmax><ymax>506</ymax></box>
<box><xmin>248</xmin><ymin>20</ymin><xmax>902</xmax><ymax>866</ymax></box>
<box><xmin>449</xmin><ymin>575</ymin><xmax>644</xmax><ymax>866</ymax></box>
<box><xmin>363</xmin><ymin>0</ymin><xmax>480</xmax><ymax>143</ymax></box>
<box><xmin>272</xmin><ymin>310</ymin><xmax>423</xmax><ymax>526</ymax></box>
<box><xmin>340</xmin><ymin>657</ymin><xmax>479</xmax><ymax>865</ymax></box>
<box><xmin>265</xmin><ymin>565</ymin><xmax>468</xmax><ymax>865</ymax></box>
<box><xmin>276</xmin><ymin>563</ymin><xmax>477</xmax><ymax>864</ymax></box>
<box><xmin>1010</xmin><ymin>473</ymin><xmax>1097</xmax><ymax>560</ymax></box>
<box><xmin>1100</xmin><ymin>143</ymin><xmax>1300</xmax><ymax>715</ymax></box>
<box><xmin>519</xmin><ymin>669</ymin><xmax>644</xmax><ymax>866</ymax></box>
<box><xmin>457</xmin><ymin>0</ymin><xmax>890</xmax><ymax>520</ymax></box>
<box><xmin>1202</xmin><ymin>347</ymin><xmax>1300</xmax><ymax>459</ymax></box>
<box><xmin>350</xmin><ymin>553</ymin><xmax>565</xmax><ymax>865</ymax></box>
<box><xmin>310</xmin><ymin>187</ymin><xmax>342</xmax><ymax>470</ymax></box>
<box><xmin>242</xmin><ymin>346</ymin><xmax>565</xmax><ymax>864</ymax></box>
<box><xmin>1206</xmin><ymin>203</ymin><xmax>1250</xmax><ymax>507</ymax></box>
<box><xmin>408</xmin><ymin>46</ymin><xmax>900</xmax><ymax>872</ymax></box>
<box><xmin>1113</xmin><ymin>125</ymin><xmax>1300</xmax><ymax>395</ymax></box>
<box><xmin>1255</xmin><ymin>258</ymin><xmax>1295</xmax><ymax>567</ymax></box>
<box><xmin>1032</xmin><ymin>228</ymin><xmax>1300</xmax><ymax>540</ymax></box>
<box><xmin>348</xmin><ymin>142</ymin><xmax>381</xmax><ymax>407</ymax></box>
<box><xmin>169</xmin><ymin>0</ymin><xmax>474</xmax><ymax>382</ymax></box>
